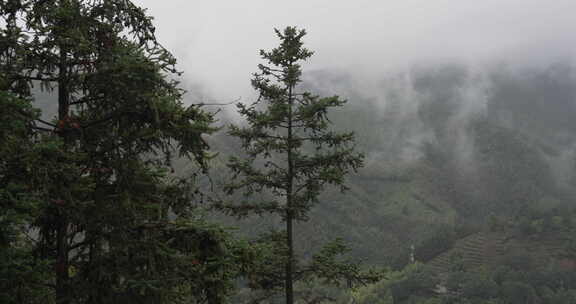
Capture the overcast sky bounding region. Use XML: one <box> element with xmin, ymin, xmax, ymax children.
<box><xmin>135</xmin><ymin>0</ymin><xmax>576</xmax><ymax>101</ymax></box>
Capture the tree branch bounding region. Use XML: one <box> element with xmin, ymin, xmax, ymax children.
<box><xmin>35</xmin><ymin>118</ymin><xmax>57</xmax><ymax>128</ymax></box>
<box><xmin>194</xmin><ymin>96</ymin><xmax>242</xmax><ymax>106</ymax></box>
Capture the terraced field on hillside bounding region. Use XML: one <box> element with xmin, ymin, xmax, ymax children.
<box><xmin>426</xmin><ymin>231</ymin><xmax>572</xmax><ymax>273</ymax></box>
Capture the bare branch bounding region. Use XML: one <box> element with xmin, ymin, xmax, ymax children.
<box><xmin>35</xmin><ymin>118</ymin><xmax>57</xmax><ymax>128</ymax></box>
<box><xmin>193</xmin><ymin>96</ymin><xmax>242</xmax><ymax>106</ymax></box>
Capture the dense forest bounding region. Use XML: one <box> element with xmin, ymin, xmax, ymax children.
<box><xmin>3</xmin><ymin>1</ymin><xmax>576</xmax><ymax>304</ymax></box>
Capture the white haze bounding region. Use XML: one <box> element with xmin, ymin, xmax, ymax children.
<box><xmin>134</xmin><ymin>0</ymin><xmax>576</xmax><ymax>186</ymax></box>
<box><xmin>135</xmin><ymin>0</ymin><xmax>576</xmax><ymax>101</ymax></box>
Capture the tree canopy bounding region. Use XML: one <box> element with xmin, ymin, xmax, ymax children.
<box><xmin>0</xmin><ymin>1</ymin><xmax>250</xmax><ymax>303</ymax></box>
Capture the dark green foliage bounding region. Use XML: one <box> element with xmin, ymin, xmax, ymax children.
<box><xmin>390</xmin><ymin>270</ymin><xmax>436</xmax><ymax>303</ymax></box>
<box><xmin>498</xmin><ymin>253</ymin><xmax>536</xmax><ymax>272</ymax></box>
<box><xmin>0</xmin><ymin>1</ymin><xmax>247</xmax><ymax>303</ymax></box>
<box><xmin>500</xmin><ymin>281</ymin><xmax>537</xmax><ymax>304</ymax></box>
<box><xmin>0</xmin><ymin>92</ymin><xmax>38</xmax><ymax>246</ymax></box>
<box><xmin>353</xmin><ymin>246</ymin><xmax>576</xmax><ymax>304</ymax></box>
<box><xmin>461</xmin><ymin>277</ymin><xmax>498</xmax><ymax>299</ymax></box>
<box><xmin>415</xmin><ymin>225</ymin><xmax>456</xmax><ymax>262</ymax></box>
<box><xmin>0</xmin><ymin>92</ymin><xmax>53</xmax><ymax>303</ymax></box>
<box><xmin>443</xmin><ymin>271</ymin><xmax>496</xmax><ymax>300</ymax></box>
<box><xmin>541</xmin><ymin>289</ymin><xmax>576</xmax><ymax>304</ymax></box>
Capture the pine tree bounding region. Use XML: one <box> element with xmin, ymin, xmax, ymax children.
<box><xmin>0</xmin><ymin>91</ymin><xmax>54</xmax><ymax>303</ymax></box>
<box><xmin>223</xmin><ymin>27</ymin><xmax>379</xmax><ymax>304</ymax></box>
<box><xmin>0</xmin><ymin>1</ymin><xmax>249</xmax><ymax>303</ymax></box>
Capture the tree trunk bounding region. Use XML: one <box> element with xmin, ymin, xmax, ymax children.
<box><xmin>55</xmin><ymin>33</ymin><xmax>71</xmax><ymax>304</ymax></box>
<box><xmin>285</xmin><ymin>80</ymin><xmax>295</xmax><ymax>304</ymax></box>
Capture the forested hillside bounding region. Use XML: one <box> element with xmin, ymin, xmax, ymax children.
<box><xmin>307</xmin><ymin>63</ymin><xmax>576</xmax><ymax>302</ymax></box>
<box><xmin>205</xmin><ymin>62</ymin><xmax>576</xmax><ymax>266</ymax></box>
<box><xmin>200</xmin><ymin>62</ymin><xmax>576</xmax><ymax>303</ymax></box>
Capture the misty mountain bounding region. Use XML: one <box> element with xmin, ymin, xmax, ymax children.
<box><xmin>200</xmin><ymin>60</ymin><xmax>576</xmax><ymax>267</ymax></box>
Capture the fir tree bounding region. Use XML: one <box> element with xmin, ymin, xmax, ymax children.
<box><xmin>223</xmin><ymin>27</ymin><xmax>379</xmax><ymax>304</ymax></box>
<box><xmin>0</xmin><ymin>1</ymin><xmax>249</xmax><ymax>303</ymax></box>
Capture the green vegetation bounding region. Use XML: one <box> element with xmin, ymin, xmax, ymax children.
<box><xmin>352</xmin><ymin>252</ymin><xmax>576</xmax><ymax>304</ymax></box>
<box><xmin>1</xmin><ymin>1</ymin><xmax>250</xmax><ymax>303</ymax></box>
<box><xmin>219</xmin><ymin>27</ymin><xmax>380</xmax><ymax>303</ymax></box>
<box><xmin>4</xmin><ymin>1</ymin><xmax>576</xmax><ymax>304</ymax></box>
